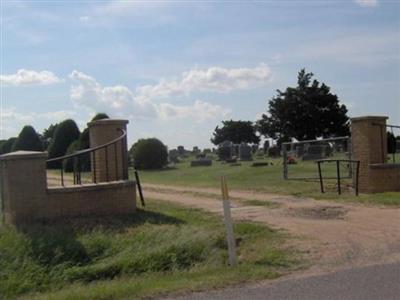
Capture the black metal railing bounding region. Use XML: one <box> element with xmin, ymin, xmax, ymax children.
<box><xmin>372</xmin><ymin>123</ymin><xmax>400</xmax><ymax>163</ymax></box>
<box><xmin>47</xmin><ymin>129</ymin><xmax>128</xmax><ymax>186</ymax></box>
<box><xmin>316</xmin><ymin>159</ymin><xmax>360</xmax><ymax>196</ymax></box>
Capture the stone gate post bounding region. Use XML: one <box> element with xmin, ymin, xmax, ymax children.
<box><xmin>351</xmin><ymin>116</ymin><xmax>388</xmax><ymax>193</ymax></box>
<box><xmin>0</xmin><ymin>151</ymin><xmax>47</xmax><ymax>224</ymax></box>
<box><xmin>88</xmin><ymin>119</ymin><xmax>129</xmax><ymax>182</ymax></box>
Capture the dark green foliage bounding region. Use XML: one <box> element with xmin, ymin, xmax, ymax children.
<box><xmin>48</xmin><ymin>119</ymin><xmax>81</xmax><ymax>169</ymax></box>
<box><xmin>0</xmin><ymin>140</ymin><xmax>6</xmax><ymax>153</ymax></box>
<box><xmin>42</xmin><ymin>123</ymin><xmax>59</xmax><ymax>150</ymax></box>
<box><xmin>0</xmin><ymin>137</ymin><xmax>17</xmax><ymax>154</ymax></box>
<box><xmin>91</xmin><ymin>113</ymin><xmax>109</xmax><ymax>121</ymax></box>
<box><xmin>132</xmin><ymin>138</ymin><xmax>168</xmax><ymax>170</ymax></box>
<box><xmin>258</xmin><ymin>69</ymin><xmax>349</xmax><ymax>141</ymax></box>
<box><xmin>11</xmin><ymin>125</ymin><xmax>43</xmax><ymax>152</ymax></box>
<box><xmin>211</xmin><ymin>120</ymin><xmax>260</xmax><ymax>145</ymax></box>
<box><xmin>63</xmin><ymin>129</ymin><xmax>92</xmax><ymax>172</ymax></box>
<box><xmin>387</xmin><ymin>132</ymin><xmax>396</xmax><ymax>154</ymax></box>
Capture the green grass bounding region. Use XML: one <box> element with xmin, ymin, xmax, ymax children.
<box><xmin>134</xmin><ymin>156</ymin><xmax>400</xmax><ymax>206</ymax></box>
<box><xmin>0</xmin><ymin>200</ymin><xmax>301</xmax><ymax>300</ymax></box>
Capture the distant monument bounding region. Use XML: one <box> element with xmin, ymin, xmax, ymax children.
<box><xmin>239</xmin><ymin>143</ymin><xmax>253</xmax><ymax>161</ymax></box>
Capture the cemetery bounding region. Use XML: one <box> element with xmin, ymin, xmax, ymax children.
<box><xmin>2</xmin><ymin>2</ymin><xmax>399</xmax><ymax>299</ymax></box>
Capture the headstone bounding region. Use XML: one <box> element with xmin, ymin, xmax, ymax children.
<box><xmin>295</xmin><ymin>145</ymin><xmax>305</xmax><ymax>157</ymax></box>
<box><xmin>251</xmin><ymin>144</ymin><xmax>259</xmax><ymax>154</ymax></box>
<box><xmin>191</xmin><ymin>158</ymin><xmax>212</xmax><ymax>167</ymax></box>
<box><xmin>396</xmin><ymin>140</ymin><xmax>400</xmax><ymax>152</ymax></box>
<box><xmin>239</xmin><ymin>143</ymin><xmax>253</xmax><ymax>161</ymax></box>
<box><xmin>177</xmin><ymin>145</ymin><xmax>185</xmax><ymax>156</ymax></box>
<box><xmin>268</xmin><ymin>145</ymin><xmax>280</xmax><ymax>157</ymax></box>
<box><xmin>218</xmin><ymin>141</ymin><xmax>233</xmax><ymax>161</ymax></box>
<box><xmin>193</xmin><ymin>146</ymin><xmax>200</xmax><ymax>155</ymax></box>
<box><xmin>263</xmin><ymin>140</ymin><xmax>270</xmax><ymax>154</ymax></box>
<box><xmin>169</xmin><ymin>149</ymin><xmax>179</xmax><ymax>163</ymax></box>
<box><xmin>302</xmin><ymin>145</ymin><xmax>327</xmax><ymax>160</ymax></box>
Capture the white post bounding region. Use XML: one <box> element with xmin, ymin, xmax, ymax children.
<box><xmin>221</xmin><ymin>176</ymin><xmax>237</xmax><ymax>266</ymax></box>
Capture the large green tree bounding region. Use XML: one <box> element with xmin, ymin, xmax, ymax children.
<box><xmin>63</xmin><ymin>113</ymin><xmax>109</xmax><ymax>172</ymax></box>
<box><xmin>257</xmin><ymin>69</ymin><xmax>349</xmax><ymax>143</ymax></box>
<box><xmin>211</xmin><ymin>120</ymin><xmax>260</xmax><ymax>145</ymax></box>
<box><xmin>132</xmin><ymin>138</ymin><xmax>168</xmax><ymax>170</ymax></box>
<box><xmin>47</xmin><ymin>119</ymin><xmax>81</xmax><ymax>168</ymax></box>
<box><xmin>12</xmin><ymin>126</ymin><xmax>43</xmax><ymax>152</ymax></box>
<box><xmin>42</xmin><ymin>123</ymin><xmax>59</xmax><ymax>149</ymax></box>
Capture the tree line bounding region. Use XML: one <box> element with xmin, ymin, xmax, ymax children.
<box><xmin>0</xmin><ymin>113</ymin><xmax>109</xmax><ymax>171</ymax></box>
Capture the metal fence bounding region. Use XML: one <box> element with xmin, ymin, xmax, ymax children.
<box><xmin>282</xmin><ymin>136</ymin><xmax>351</xmax><ymax>180</ymax></box>
<box><xmin>46</xmin><ymin>129</ymin><xmax>128</xmax><ymax>186</ymax></box>
<box><xmin>372</xmin><ymin>123</ymin><xmax>400</xmax><ymax>164</ymax></box>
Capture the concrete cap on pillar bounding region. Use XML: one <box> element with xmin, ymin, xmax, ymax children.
<box><xmin>0</xmin><ymin>151</ymin><xmax>48</xmax><ymax>161</ymax></box>
<box><xmin>87</xmin><ymin>119</ymin><xmax>129</xmax><ymax>128</ymax></box>
<box><xmin>351</xmin><ymin>116</ymin><xmax>388</xmax><ymax>123</ymax></box>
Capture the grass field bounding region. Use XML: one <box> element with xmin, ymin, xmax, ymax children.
<box><xmin>0</xmin><ymin>200</ymin><xmax>301</xmax><ymax>300</ymax></box>
<box><xmin>134</xmin><ymin>155</ymin><xmax>400</xmax><ymax>206</ymax></box>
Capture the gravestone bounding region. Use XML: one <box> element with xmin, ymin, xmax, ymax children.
<box><xmin>191</xmin><ymin>158</ymin><xmax>212</xmax><ymax>167</ymax></box>
<box><xmin>169</xmin><ymin>149</ymin><xmax>179</xmax><ymax>163</ymax></box>
<box><xmin>396</xmin><ymin>140</ymin><xmax>400</xmax><ymax>152</ymax></box>
<box><xmin>268</xmin><ymin>145</ymin><xmax>280</xmax><ymax>157</ymax></box>
<box><xmin>239</xmin><ymin>143</ymin><xmax>253</xmax><ymax>161</ymax></box>
<box><xmin>251</xmin><ymin>144</ymin><xmax>259</xmax><ymax>154</ymax></box>
<box><xmin>302</xmin><ymin>145</ymin><xmax>327</xmax><ymax>160</ymax></box>
<box><xmin>177</xmin><ymin>145</ymin><xmax>185</xmax><ymax>156</ymax></box>
<box><xmin>263</xmin><ymin>140</ymin><xmax>270</xmax><ymax>154</ymax></box>
<box><xmin>218</xmin><ymin>141</ymin><xmax>233</xmax><ymax>161</ymax></box>
<box><xmin>192</xmin><ymin>146</ymin><xmax>200</xmax><ymax>155</ymax></box>
<box><xmin>295</xmin><ymin>145</ymin><xmax>305</xmax><ymax>157</ymax></box>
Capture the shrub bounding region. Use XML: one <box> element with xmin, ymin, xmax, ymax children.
<box><xmin>91</xmin><ymin>113</ymin><xmax>109</xmax><ymax>121</ymax></box>
<box><xmin>132</xmin><ymin>138</ymin><xmax>168</xmax><ymax>170</ymax></box>
<box><xmin>48</xmin><ymin>119</ymin><xmax>80</xmax><ymax>168</ymax></box>
<box><xmin>0</xmin><ymin>137</ymin><xmax>17</xmax><ymax>155</ymax></box>
<box><xmin>11</xmin><ymin>125</ymin><xmax>43</xmax><ymax>152</ymax></box>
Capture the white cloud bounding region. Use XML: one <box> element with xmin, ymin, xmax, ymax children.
<box><xmin>354</xmin><ymin>0</ymin><xmax>379</xmax><ymax>7</ymax></box>
<box><xmin>79</xmin><ymin>16</ymin><xmax>90</xmax><ymax>22</ymax></box>
<box><xmin>69</xmin><ymin>70</ymin><xmax>158</xmax><ymax>119</ymax></box>
<box><xmin>69</xmin><ymin>70</ymin><xmax>231</xmax><ymax>122</ymax></box>
<box><xmin>1</xmin><ymin>107</ymin><xmax>76</xmax><ymax>137</ymax></box>
<box><xmin>158</xmin><ymin>100</ymin><xmax>230</xmax><ymax>122</ymax></box>
<box><xmin>136</xmin><ymin>64</ymin><xmax>272</xmax><ymax>102</ymax></box>
<box><xmin>0</xmin><ymin>69</ymin><xmax>62</xmax><ymax>86</ymax></box>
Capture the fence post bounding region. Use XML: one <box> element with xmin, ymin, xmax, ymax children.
<box><xmin>221</xmin><ymin>176</ymin><xmax>237</xmax><ymax>267</ymax></box>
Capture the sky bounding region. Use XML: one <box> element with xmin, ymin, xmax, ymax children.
<box><xmin>1</xmin><ymin>0</ymin><xmax>399</xmax><ymax>149</ymax></box>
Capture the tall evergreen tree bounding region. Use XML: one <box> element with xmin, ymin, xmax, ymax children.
<box><xmin>12</xmin><ymin>126</ymin><xmax>43</xmax><ymax>152</ymax></box>
<box><xmin>47</xmin><ymin>119</ymin><xmax>80</xmax><ymax>168</ymax></box>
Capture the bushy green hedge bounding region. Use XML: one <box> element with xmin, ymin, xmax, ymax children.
<box><xmin>0</xmin><ymin>138</ymin><xmax>17</xmax><ymax>155</ymax></box>
<box><xmin>48</xmin><ymin>119</ymin><xmax>80</xmax><ymax>169</ymax></box>
<box><xmin>12</xmin><ymin>125</ymin><xmax>43</xmax><ymax>152</ymax></box>
<box><xmin>132</xmin><ymin>138</ymin><xmax>168</xmax><ymax>170</ymax></box>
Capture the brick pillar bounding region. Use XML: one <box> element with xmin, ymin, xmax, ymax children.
<box><xmin>0</xmin><ymin>151</ymin><xmax>47</xmax><ymax>224</ymax></box>
<box><xmin>351</xmin><ymin>116</ymin><xmax>388</xmax><ymax>193</ymax></box>
<box><xmin>88</xmin><ymin>119</ymin><xmax>129</xmax><ymax>182</ymax></box>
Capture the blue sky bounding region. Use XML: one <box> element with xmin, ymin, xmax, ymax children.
<box><xmin>1</xmin><ymin>0</ymin><xmax>399</xmax><ymax>148</ymax></box>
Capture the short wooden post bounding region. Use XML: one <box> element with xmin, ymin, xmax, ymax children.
<box><xmin>221</xmin><ymin>176</ymin><xmax>237</xmax><ymax>267</ymax></box>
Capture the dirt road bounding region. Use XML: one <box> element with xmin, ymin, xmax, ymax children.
<box><xmin>143</xmin><ymin>183</ymin><xmax>400</xmax><ymax>274</ymax></box>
